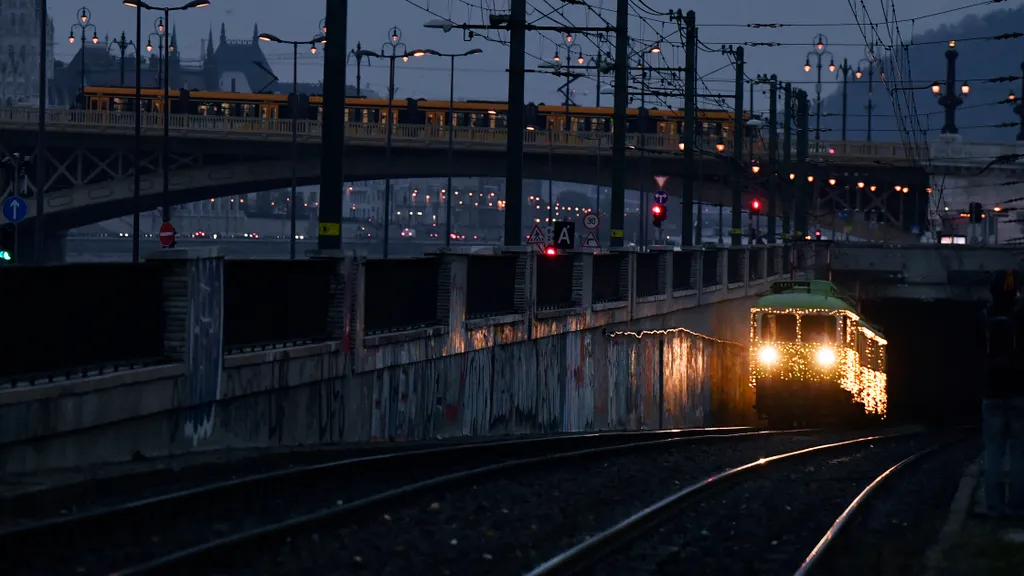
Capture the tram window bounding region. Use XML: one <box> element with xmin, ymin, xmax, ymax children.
<box><xmin>760</xmin><ymin>313</ymin><xmax>797</xmax><ymax>342</ymax></box>
<box><xmin>802</xmin><ymin>315</ymin><xmax>837</xmax><ymax>344</ymax></box>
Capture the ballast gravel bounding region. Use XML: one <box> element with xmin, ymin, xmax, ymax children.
<box><xmin>807</xmin><ymin>437</ymin><xmax>979</xmax><ymax>576</ymax></box>
<box><xmin>589</xmin><ymin>433</ymin><xmax>956</xmax><ymax>576</ymax></box>
<box><xmin>5</xmin><ymin>428</ymin><xmax>748</xmax><ymax>574</ymax></box>
<box><xmin>221</xmin><ymin>429</ymin><xmax>885</xmax><ymax>575</ymax></box>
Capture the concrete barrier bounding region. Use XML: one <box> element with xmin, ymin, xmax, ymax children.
<box><xmin>0</xmin><ymin>245</ymin><xmax>807</xmax><ymax>474</ymax></box>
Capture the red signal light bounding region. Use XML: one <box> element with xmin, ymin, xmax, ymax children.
<box><xmin>751</xmin><ymin>200</ymin><xmax>760</xmax><ymax>211</ymax></box>
<box><xmin>544</xmin><ymin>245</ymin><xmax>557</xmax><ymax>256</ymax></box>
<box><xmin>651</xmin><ymin>205</ymin><xmax>663</xmax><ymax>216</ymax></box>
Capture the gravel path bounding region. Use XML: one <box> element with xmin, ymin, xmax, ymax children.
<box><xmin>5</xmin><ymin>428</ymin><xmax>739</xmax><ymax>575</ymax></box>
<box><xmin>807</xmin><ymin>437</ymin><xmax>980</xmax><ymax>576</ymax></box>
<box><xmin>588</xmin><ymin>433</ymin><xmax>955</xmax><ymax>576</ymax></box>
<box><xmin>214</xmin><ymin>429</ymin><xmax>883</xmax><ymax>576</ymax></box>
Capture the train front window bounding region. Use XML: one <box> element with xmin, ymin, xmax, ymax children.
<box><xmin>760</xmin><ymin>313</ymin><xmax>797</xmax><ymax>342</ymax></box>
<box><xmin>801</xmin><ymin>315</ymin><xmax>837</xmax><ymax>344</ymax></box>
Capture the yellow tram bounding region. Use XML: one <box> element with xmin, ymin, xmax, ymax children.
<box><xmin>750</xmin><ymin>280</ymin><xmax>887</xmax><ymax>427</ymax></box>
<box><xmin>78</xmin><ymin>86</ymin><xmax>743</xmax><ymax>137</ymax></box>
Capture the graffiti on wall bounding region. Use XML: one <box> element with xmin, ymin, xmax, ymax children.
<box><xmin>183</xmin><ymin>257</ymin><xmax>224</xmax><ymax>447</ymax></box>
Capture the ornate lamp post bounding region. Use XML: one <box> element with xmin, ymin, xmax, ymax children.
<box><xmin>108</xmin><ymin>31</ymin><xmax>136</xmax><ymax>87</ymax></box>
<box><xmin>68</xmin><ymin>7</ymin><xmax>99</xmax><ymax>101</ymax></box>
<box><xmin>802</xmin><ymin>33</ymin><xmax>834</xmax><ymax>149</ymax></box>
<box><xmin>930</xmin><ymin>41</ymin><xmax>970</xmax><ymax>135</ymax></box>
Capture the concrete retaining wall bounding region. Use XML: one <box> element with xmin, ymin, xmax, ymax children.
<box><xmin>0</xmin><ymin>245</ymin><xmax>806</xmax><ymax>475</ymax></box>
<box><xmin>0</xmin><ymin>316</ymin><xmax>753</xmax><ymax>475</ymax></box>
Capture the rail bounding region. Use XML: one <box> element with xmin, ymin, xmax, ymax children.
<box><xmin>0</xmin><ymin>106</ymin><xmax>951</xmax><ymax>163</ymax></box>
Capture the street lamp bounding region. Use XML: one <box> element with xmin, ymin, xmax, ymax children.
<box><xmin>68</xmin><ymin>7</ymin><xmax>99</xmax><ymax>101</ymax></box>
<box><xmin>123</xmin><ymin>0</ymin><xmax>211</xmax><ymax>232</ymax></box>
<box><xmin>368</xmin><ymin>26</ymin><xmax>431</xmax><ymax>258</ymax></box>
<box><xmin>258</xmin><ymin>32</ymin><xmax>328</xmax><ymax>260</ymax></box>
<box><xmin>420</xmin><ymin>48</ymin><xmax>483</xmax><ymax>249</ymax></box>
<box><xmin>931</xmin><ymin>40</ymin><xmax>970</xmax><ymax>135</ymax></box>
<box><xmin>802</xmin><ymin>33</ymin><xmax>833</xmax><ymax>148</ymax></box>
<box><xmin>146</xmin><ymin>18</ymin><xmax>166</xmax><ymax>88</ymax></box>
<box><xmin>854</xmin><ymin>45</ymin><xmax>884</xmax><ymax>142</ymax></box>
<box><xmin>108</xmin><ymin>31</ymin><xmax>136</xmax><ymax>87</ymax></box>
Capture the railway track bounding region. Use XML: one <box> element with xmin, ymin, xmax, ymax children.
<box><xmin>528</xmin><ymin>429</ymin><xmax>974</xmax><ymax>576</ymax></box>
<box><xmin>0</xmin><ymin>426</ymin><xmax>766</xmax><ymax>574</ymax></box>
<box><xmin>100</xmin><ymin>428</ymin><xmax>892</xmax><ymax>575</ymax></box>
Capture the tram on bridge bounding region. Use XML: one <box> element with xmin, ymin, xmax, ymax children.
<box><xmin>80</xmin><ymin>86</ymin><xmax>743</xmax><ymax>138</ymax></box>
<box><xmin>750</xmin><ymin>279</ymin><xmax>887</xmax><ymax>427</ymax></box>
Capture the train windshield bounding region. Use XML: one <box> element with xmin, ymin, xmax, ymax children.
<box><xmin>760</xmin><ymin>313</ymin><xmax>798</xmax><ymax>342</ymax></box>
<box><xmin>801</xmin><ymin>315</ymin><xmax>838</xmax><ymax>344</ymax></box>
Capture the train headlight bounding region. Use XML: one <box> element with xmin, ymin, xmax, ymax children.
<box><xmin>758</xmin><ymin>346</ymin><xmax>779</xmax><ymax>365</ymax></box>
<box><xmin>815</xmin><ymin>347</ymin><xmax>836</xmax><ymax>366</ymax></box>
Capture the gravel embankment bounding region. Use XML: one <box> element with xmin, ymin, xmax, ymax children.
<box><xmin>216</xmin><ymin>429</ymin><xmax>887</xmax><ymax>576</ymax></box>
<box><xmin>808</xmin><ymin>437</ymin><xmax>980</xmax><ymax>576</ymax></box>
<box><xmin>589</xmin><ymin>433</ymin><xmax>961</xmax><ymax>576</ymax></box>
<box><xmin>6</xmin><ymin>428</ymin><xmax>739</xmax><ymax>574</ymax></box>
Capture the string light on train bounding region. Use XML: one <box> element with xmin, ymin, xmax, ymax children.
<box><xmin>749</xmin><ymin>307</ymin><xmax>887</xmax><ymax>416</ymax></box>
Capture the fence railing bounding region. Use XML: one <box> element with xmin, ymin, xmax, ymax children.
<box><xmin>0</xmin><ymin>106</ymin><xmax>945</xmax><ymax>162</ymax></box>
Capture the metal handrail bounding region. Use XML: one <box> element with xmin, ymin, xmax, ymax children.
<box><xmin>0</xmin><ymin>106</ymin><xmax>961</xmax><ymax>162</ymax></box>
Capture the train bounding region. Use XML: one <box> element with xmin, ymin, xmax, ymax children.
<box><xmin>78</xmin><ymin>86</ymin><xmax>743</xmax><ymax>137</ymax></box>
<box><xmin>749</xmin><ymin>280</ymin><xmax>887</xmax><ymax>427</ymax></box>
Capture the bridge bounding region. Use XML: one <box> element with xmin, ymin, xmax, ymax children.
<box><xmin>0</xmin><ymin>108</ymin><xmax>930</xmax><ymax>232</ymax></box>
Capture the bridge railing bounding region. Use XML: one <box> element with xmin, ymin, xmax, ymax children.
<box><xmin>0</xmin><ymin>106</ymin><xmax>938</xmax><ymax>162</ymax></box>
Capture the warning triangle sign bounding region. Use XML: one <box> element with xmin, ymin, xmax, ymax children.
<box><xmin>654</xmin><ymin>175</ymin><xmax>669</xmax><ymax>188</ymax></box>
<box><xmin>581</xmin><ymin>230</ymin><xmax>601</xmax><ymax>249</ymax></box>
<box><xmin>526</xmin><ymin>224</ymin><xmax>546</xmax><ymax>245</ymax></box>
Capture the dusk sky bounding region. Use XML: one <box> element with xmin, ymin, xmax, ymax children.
<box><xmin>49</xmin><ymin>0</ymin><xmax>1005</xmax><ymax>112</ymax></box>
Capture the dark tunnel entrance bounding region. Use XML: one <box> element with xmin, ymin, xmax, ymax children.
<box><xmin>860</xmin><ymin>299</ymin><xmax>985</xmax><ymax>427</ymax></box>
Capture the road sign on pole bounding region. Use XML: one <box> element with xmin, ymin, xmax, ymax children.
<box><xmin>2</xmin><ymin>196</ymin><xmax>27</xmax><ymax>224</ymax></box>
<box><xmin>653</xmin><ymin>190</ymin><xmax>668</xmax><ymax>205</ymax></box>
<box><xmin>654</xmin><ymin>175</ymin><xmax>669</xmax><ymax>188</ymax></box>
<box><xmin>581</xmin><ymin>230</ymin><xmax>601</xmax><ymax>249</ymax></box>
<box><xmin>583</xmin><ymin>213</ymin><xmax>600</xmax><ymax>230</ymax></box>
<box><xmin>553</xmin><ymin>221</ymin><xmax>576</xmax><ymax>249</ymax></box>
<box><xmin>526</xmin><ymin>223</ymin><xmax>546</xmax><ymax>245</ymax></box>
<box><xmin>159</xmin><ymin>221</ymin><xmax>176</xmax><ymax>248</ymax></box>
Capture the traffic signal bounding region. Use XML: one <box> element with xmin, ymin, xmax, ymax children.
<box><xmin>651</xmin><ymin>203</ymin><xmax>667</xmax><ymax>228</ymax></box>
<box><xmin>543</xmin><ymin>245</ymin><xmax>557</xmax><ymax>256</ymax></box>
<box><xmin>814</xmin><ymin>230</ymin><xmax>822</xmax><ymax>240</ymax></box>
<box><xmin>968</xmin><ymin>202</ymin><xmax>983</xmax><ymax>223</ymax></box>
<box><xmin>751</xmin><ymin>199</ymin><xmax>761</xmax><ymax>214</ymax></box>
<box><xmin>0</xmin><ymin>223</ymin><xmax>14</xmax><ymax>262</ymax></box>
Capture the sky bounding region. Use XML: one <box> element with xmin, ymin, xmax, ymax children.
<box><xmin>48</xmin><ymin>0</ymin><xmax>1008</xmax><ymax>112</ymax></box>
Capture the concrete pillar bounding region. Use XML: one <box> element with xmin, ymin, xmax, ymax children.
<box><xmin>310</xmin><ymin>249</ymin><xmax>361</xmax><ymax>370</ymax></box>
<box><xmin>439</xmin><ymin>253</ymin><xmax>468</xmax><ymax>333</ymax></box>
<box><xmin>147</xmin><ymin>247</ymin><xmax>225</xmax><ymax>363</ymax></box>
<box><xmin>146</xmin><ymin>247</ymin><xmax>225</xmax><ymax>443</ymax></box>
<box><xmin>574</xmin><ymin>252</ymin><xmax>593</xmax><ymax>308</ymax></box>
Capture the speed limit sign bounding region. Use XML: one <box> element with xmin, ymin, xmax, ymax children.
<box><xmin>583</xmin><ymin>212</ymin><xmax>600</xmax><ymax>230</ymax></box>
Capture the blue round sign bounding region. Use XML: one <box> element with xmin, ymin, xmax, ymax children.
<box><xmin>2</xmin><ymin>196</ymin><xmax>27</xmax><ymax>223</ymax></box>
<box><xmin>654</xmin><ymin>190</ymin><xmax>668</xmax><ymax>205</ymax></box>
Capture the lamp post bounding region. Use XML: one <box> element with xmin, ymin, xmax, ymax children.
<box><xmin>930</xmin><ymin>41</ymin><xmax>970</xmax><ymax>135</ymax></box>
<box><xmin>853</xmin><ymin>45</ymin><xmax>883</xmax><ymax>142</ymax></box>
<box><xmin>108</xmin><ymin>31</ymin><xmax>136</xmax><ymax>87</ymax></box>
<box><xmin>259</xmin><ymin>32</ymin><xmax>327</xmax><ymax>260</ymax></box>
<box><xmin>145</xmin><ymin>18</ymin><xmax>167</xmax><ymax>89</ymax></box>
<box><xmin>421</xmin><ymin>48</ymin><xmax>482</xmax><ymax>249</ymax></box>
<box><xmin>369</xmin><ymin>26</ymin><xmax>430</xmax><ymax>259</ymax></box>
<box><xmin>68</xmin><ymin>7</ymin><xmax>99</xmax><ymax>102</ymax></box>
<box><xmin>123</xmin><ymin>0</ymin><xmax>210</xmax><ymax>233</ymax></box>
<box><xmin>802</xmin><ymin>33</ymin><xmax>834</xmax><ymax>149</ymax></box>
<box><xmin>835</xmin><ymin>59</ymin><xmax>852</xmax><ymax>140</ymax></box>
<box><xmin>347</xmin><ymin>43</ymin><xmax>375</xmax><ymax>97</ymax></box>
